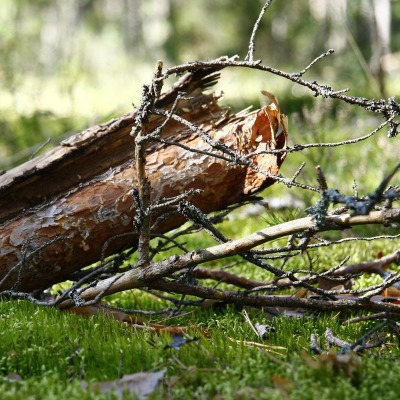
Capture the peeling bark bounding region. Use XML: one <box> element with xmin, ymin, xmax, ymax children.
<box><xmin>0</xmin><ymin>67</ymin><xmax>288</xmax><ymax>292</ymax></box>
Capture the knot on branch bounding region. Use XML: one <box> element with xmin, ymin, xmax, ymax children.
<box><xmin>382</xmin><ymin>208</ymin><xmax>400</xmax><ymax>225</ymax></box>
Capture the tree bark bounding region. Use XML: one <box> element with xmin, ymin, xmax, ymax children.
<box><xmin>0</xmin><ymin>67</ymin><xmax>288</xmax><ymax>292</ymax></box>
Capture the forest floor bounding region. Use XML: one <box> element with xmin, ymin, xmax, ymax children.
<box><xmin>0</xmin><ymin>207</ymin><xmax>399</xmax><ymax>399</ymax></box>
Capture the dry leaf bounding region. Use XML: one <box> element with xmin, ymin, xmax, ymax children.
<box><xmin>301</xmin><ymin>349</ymin><xmax>361</xmax><ymax>378</ymax></box>
<box><xmin>66</xmin><ymin>303</ymin><xmax>188</xmax><ymax>334</ymax></box>
<box><xmin>272</xmin><ymin>375</ymin><xmax>294</xmax><ymax>400</ymax></box>
<box><xmin>82</xmin><ymin>369</ymin><xmax>166</xmax><ymax>399</ymax></box>
<box><xmin>243</xmin><ymin>90</ymin><xmax>288</xmax><ymax>194</ymax></box>
<box><xmin>4</xmin><ymin>373</ymin><xmax>23</xmax><ymax>382</ymax></box>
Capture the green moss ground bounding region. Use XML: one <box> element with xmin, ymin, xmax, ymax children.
<box><xmin>0</xmin><ymin>296</ymin><xmax>400</xmax><ymax>399</ymax></box>
<box><xmin>1</xmin><ymin>204</ymin><xmax>399</xmax><ymax>399</ymax></box>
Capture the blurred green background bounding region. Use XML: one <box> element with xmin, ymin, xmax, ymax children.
<box><xmin>0</xmin><ymin>0</ymin><xmax>399</xmax><ymax>181</ymax></box>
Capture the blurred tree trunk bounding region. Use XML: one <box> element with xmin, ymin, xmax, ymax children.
<box><xmin>123</xmin><ymin>0</ymin><xmax>143</xmax><ymax>52</ymax></box>
<box><xmin>0</xmin><ymin>68</ymin><xmax>287</xmax><ymax>293</ymax></box>
<box><xmin>309</xmin><ymin>0</ymin><xmax>391</xmax><ymax>97</ymax></box>
<box><xmin>309</xmin><ymin>0</ymin><xmax>348</xmax><ymax>50</ymax></box>
<box><xmin>370</xmin><ymin>0</ymin><xmax>391</xmax><ymax>97</ymax></box>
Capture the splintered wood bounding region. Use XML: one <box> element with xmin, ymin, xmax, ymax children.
<box><xmin>0</xmin><ymin>68</ymin><xmax>288</xmax><ymax>292</ymax></box>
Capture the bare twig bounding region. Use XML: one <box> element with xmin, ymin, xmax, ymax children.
<box><xmin>245</xmin><ymin>0</ymin><xmax>274</xmax><ymax>62</ymax></box>
<box><xmin>56</xmin><ymin>207</ymin><xmax>400</xmax><ymax>308</ymax></box>
<box><xmin>157</xmin><ymin>59</ymin><xmax>400</xmax><ymax>136</ymax></box>
<box><xmin>29</xmin><ymin>138</ymin><xmax>51</xmax><ymax>160</ymax></box>
<box><xmin>348</xmin><ymin>320</ymin><xmax>389</xmax><ymax>352</ymax></box>
<box><xmin>248</xmin><ymin>116</ymin><xmax>391</xmax><ymax>157</ymax></box>
<box><xmin>310</xmin><ymin>333</ymin><xmax>323</xmax><ymax>355</ymax></box>
<box><xmin>294</xmin><ymin>49</ymin><xmax>335</xmax><ymax>78</ymax></box>
<box><xmin>342</xmin><ymin>312</ymin><xmax>391</xmax><ymax>325</ymax></box>
<box><xmin>325</xmin><ymin>328</ymin><xmax>353</xmax><ymax>350</ymax></box>
<box><xmin>330</xmin><ymin>250</ymin><xmax>400</xmax><ymax>278</ymax></box>
<box><xmin>133</xmin><ymin>62</ymin><xmax>166</xmax><ymax>266</ymax></box>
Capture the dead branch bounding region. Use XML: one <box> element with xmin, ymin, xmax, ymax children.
<box><xmin>158</xmin><ymin>58</ymin><xmax>400</xmax><ymax>136</ymax></box>
<box><xmin>322</xmin><ymin>250</ymin><xmax>400</xmax><ymax>282</ymax></box>
<box><xmin>56</xmin><ymin>207</ymin><xmax>400</xmax><ymax>308</ymax></box>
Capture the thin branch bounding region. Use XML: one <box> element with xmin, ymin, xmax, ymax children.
<box><xmin>245</xmin><ymin>0</ymin><xmax>274</xmax><ymax>62</ymax></box>
<box><xmin>156</xmin><ymin>59</ymin><xmax>400</xmax><ymax>136</ymax></box>
<box><xmin>133</xmin><ymin>62</ymin><xmax>166</xmax><ymax>266</ymax></box>
<box><xmin>342</xmin><ymin>312</ymin><xmax>392</xmax><ymax>325</ymax></box>
<box><xmin>247</xmin><ymin>119</ymin><xmax>390</xmax><ymax>156</ymax></box>
<box><xmin>58</xmin><ymin>207</ymin><xmax>400</xmax><ymax>307</ymax></box>
<box><xmin>29</xmin><ymin>138</ymin><xmax>51</xmax><ymax>160</ymax></box>
<box><xmin>133</xmin><ymin>278</ymin><xmax>400</xmax><ymax>314</ymax></box>
<box><xmin>348</xmin><ymin>320</ymin><xmax>389</xmax><ymax>352</ymax></box>
<box><xmin>325</xmin><ymin>328</ymin><xmax>353</xmax><ymax>350</ymax></box>
<box><xmin>293</xmin><ymin>49</ymin><xmax>335</xmax><ymax>78</ymax></box>
<box><xmin>254</xmin><ymin>233</ymin><xmax>400</xmax><ymax>256</ymax></box>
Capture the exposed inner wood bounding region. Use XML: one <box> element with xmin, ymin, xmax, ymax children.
<box><xmin>0</xmin><ymin>67</ymin><xmax>288</xmax><ymax>292</ymax></box>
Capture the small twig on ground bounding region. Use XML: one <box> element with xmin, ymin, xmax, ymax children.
<box><xmin>342</xmin><ymin>312</ymin><xmax>393</xmax><ymax>325</ymax></box>
<box><xmin>313</xmin><ymin>322</ymin><xmax>390</xmax><ymax>354</ymax></box>
<box><xmin>348</xmin><ymin>320</ymin><xmax>389</xmax><ymax>352</ymax></box>
<box><xmin>100</xmin><ymin>303</ymin><xmax>176</xmax><ymax>316</ymax></box>
<box><xmin>243</xmin><ymin>309</ymin><xmax>261</xmax><ymax>338</ymax></box>
<box><xmin>325</xmin><ymin>328</ymin><xmax>353</xmax><ymax>350</ymax></box>
<box><xmin>310</xmin><ymin>333</ymin><xmax>323</xmax><ymax>355</ymax></box>
<box><xmin>332</xmin><ymin>250</ymin><xmax>400</xmax><ymax>279</ymax></box>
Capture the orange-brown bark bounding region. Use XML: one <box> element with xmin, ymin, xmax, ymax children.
<box><xmin>0</xmin><ymin>68</ymin><xmax>288</xmax><ymax>292</ymax></box>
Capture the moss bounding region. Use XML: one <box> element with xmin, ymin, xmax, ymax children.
<box><xmin>0</xmin><ymin>298</ymin><xmax>399</xmax><ymax>399</ymax></box>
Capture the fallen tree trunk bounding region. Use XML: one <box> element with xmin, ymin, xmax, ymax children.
<box><xmin>0</xmin><ymin>66</ymin><xmax>288</xmax><ymax>292</ymax></box>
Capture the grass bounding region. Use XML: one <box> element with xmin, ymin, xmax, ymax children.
<box><xmin>0</xmin><ymin>297</ymin><xmax>400</xmax><ymax>399</ymax></box>
<box><xmin>0</xmin><ymin>203</ymin><xmax>399</xmax><ymax>399</ymax></box>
